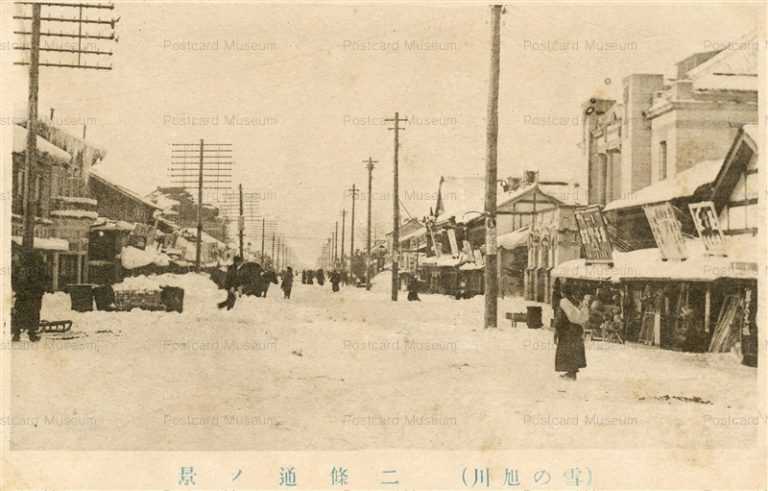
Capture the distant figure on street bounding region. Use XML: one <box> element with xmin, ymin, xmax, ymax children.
<box><xmin>330</xmin><ymin>270</ymin><xmax>341</xmax><ymax>292</ymax></box>
<box><xmin>217</xmin><ymin>255</ymin><xmax>243</xmax><ymax>310</ymax></box>
<box><xmin>261</xmin><ymin>267</ymin><xmax>278</xmax><ymax>297</ymax></box>
<box><xmin>316</xmin><ymin>268</ymin><xmax>325</xmax><ymax>286</ymax></box>
<box><xmin>12</xmin><ymin>249</ymin><xmax>48</xmax><ymax>342</ymax></box>
<box><xmin>554</xmin><ymin>279</ymin><xmax>589</xmax><ymax>380</ymax></box>
<box><xmin>407</xmin><ymin>274</ymin><xmax>421</xmax><ymax>301</ymax></box>
<box><xmin>307</xmin><ymin>270</ymin><xmax>315</xmax><ymax>285</ymax></box>
<box><xmin>282</xmin><ymin>267</ymin><xmax>294</xmax><ymax>299</ymax></box>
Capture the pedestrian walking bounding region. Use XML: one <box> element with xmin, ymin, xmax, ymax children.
<box><xmin>261</xmin><ymin>267</ymin><xmax>278</xmax><ymax>297</ymax></box>
<box><xmin>282</xmin><ymin>266</ymin><xmax>294</xmax><ymax>299</ymax></box>
<box><xmin>217</xmin><ymin>256</ymin><xmax>243</xmax><ymax>310</ymax></box>
<box><xmin>330</xmin><ymin>270</ymin><xmax>341</xmax><ymax>292</ymax></box>
<box><xmin>407</xmin><ymin>274</ymin><xmax>421</xmax><ymax>301</ymax></box>
<box><xmin>12</xmin><ymin>249</ymin><xmax>48</xmax><ymax>342</ymax></box>
<box><xmin>554</xmin><ymin>279</ymin><xmax>589</xmax><ymax>380</ymax></box>
<box><xmin>316</xmin><ymin>268</ymin><xmax>325</xmax><ymax>286</ymax></box>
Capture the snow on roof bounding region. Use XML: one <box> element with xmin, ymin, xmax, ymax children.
<box><xmin>603</xmin><ymin>160</ymin><xmax>722</xmax><ymax>212</ymax></box>
<box><xmin>91</xmin><ymin>219</ymin><xmax>135</xmax><ymax>232</ymax></box>
<box><xmin>400</xmin><ymin>224</ymin><xmax>426</xmax><ymax>242</ymax></box>
<box><xmin>498</xmin><ymin>227</ymin><xmax>530</xmax><ymax>250</ymax></box>
<box><xmin>686</xmin><ymin>32</ymin><xmax>758</xmax><ymax>82</ymax></box>
<box><xmin>13</xmin><ymin>125</ymin><xmax>72</xmax><ymax>164</ymax></box>
<box><xmin>742</xmin><ymin>124</ymin><xmax>758</xmax><ymax>144</ymax></box>
<box><xmin>89</xmin><ymin>166</ymin><xmax>162</xmax><ymax>211</ymax></box>
<box><xmin>11</xmin><ymin>235</ymin><xmax>69</xmax><ymax>251</ymax></box>
<box><xmin>149</xmin><ymin>193</ymin><xmax>180</xmax><ymax>211</ymax></box>
<box><xmin>554</xmin><ymin>236</ymin><xmax>759</xmax><ymax>282</ymax></box>
<box><xmin>435</xmin><ymin>176</ymin><xmax>485</xmax><ymax>223</ymax></box>
<box><xmin>181</xmin><ymin>227</ymin><xmax>225</xmax><ymax>246</ymax></box>
<box><xmin>693</xmin><ymin>74</ymin><xmax>758</xmax><ymax>92</ymax></box>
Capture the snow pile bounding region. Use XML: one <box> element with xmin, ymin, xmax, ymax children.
<box><xmin>369</xmin><ymin>270</ymin><xmax>392</xmax><ymax>294</ymax></box>
<box><xmin>120</xmin><ymin>245</ymin><xmax>170</xmax><ymax>270</ymax></box>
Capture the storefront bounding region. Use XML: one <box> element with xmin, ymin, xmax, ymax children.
<box><xmin>554</xmin><ymin>236</ymin><xmax>758</xmax><ymax>358</ymax></box>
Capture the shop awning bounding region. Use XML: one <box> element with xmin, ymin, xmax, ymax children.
<box><xmin>553</xmin><ymin>235</ymin><xmax>759</xmax><ymax>282</ymax></box>
<box><xmin>12</xmin><ymin>236</ymin><xmax>69</xmax><ymax>252</ymax></box>
<box><xmin>498</xmin><ymin>227</ymin><xmax>530</xmax><ymax>250</ymax></box>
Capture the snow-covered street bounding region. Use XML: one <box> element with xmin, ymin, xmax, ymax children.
<box><xmin>10</xmin><ymin>273</ymin><xmax>758</xmax><ymax>451</ymax></box>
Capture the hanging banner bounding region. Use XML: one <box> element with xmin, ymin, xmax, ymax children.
<box><xmin>643</xmin><ymin>202</ymin><xmax>687</xmax><ymax>261</ymax></box>
<box><xmin>447</xmin><ymin>228</ymin><xmax>459</xmax><ymax>257</ymax></box>
<box><xmin>574</xmin><ymin>206</ymin><xmax>613</xmax><ymax>263</ymax></box>
<box><xmin>426</xmin><ymin>223</ymin><xmax>441</xmax><ymax>257</ymax></box>
<box><xmin>689</xmin><ymin>201</ymin><xmax>726</xmax><ymax>256</ymax></box>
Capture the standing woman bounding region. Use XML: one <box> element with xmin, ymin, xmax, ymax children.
<box><xmin>281</xmin><ymin>266</ymin><xmax>294</xmax><ymax>299</ymax></box>
<box><xmin>554</xmin><ymin>279</ymin><xmax>590</xmax><ymax>380</ymax></box>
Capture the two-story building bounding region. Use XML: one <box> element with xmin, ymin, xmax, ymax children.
<box><xmin>12</xmin><ymin>121</ymin><xmax>103</xmax><ymax>290</ymax></box>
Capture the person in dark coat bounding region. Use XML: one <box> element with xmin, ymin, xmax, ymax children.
<box><xmin>407</xmin><ymin>274</ymin><xmax>421</xmax><ymax>301</ymax></box>
<box><xmin>554</xmin><ymin>279</ymin><xmax>589</xmax><ymax>380</ymax></box>
<box><xmin>316</xmin><ymin>268</ymin><xmax>325</xmax><ymax>286</ymax></box>
<box><xmin>217</xmin><ymin>256</ymin><xmax>243</xmax><ymax>310</ymax></box>
<box><xmin>12</xmin><ymin>249</ymin><xmax>48</xmax><ymax>342</ymax></box>
<box><xmin>261</xmin><ymin>268</ymin><xmax>278</xmax><ymax>297</ymax></box>
<box><xmin>330</xmin><ymin>270</ymin><xmax>341</xmax><ymax>292</ymax></box>
<box><xmin>281</xmin><ymin>267</ymin><xmax>294</xmax><ymax>299</ymax></box>
<box><xmin>239</xmin><ymin>262</ymin><xmax>263</xmax><ymax>296</ymax></box>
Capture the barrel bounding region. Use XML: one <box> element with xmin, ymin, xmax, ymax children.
<box><xmin>161</xmin><ymin>286</ymin><xmax>185</xmax><ymax>313</ymax></box>
<box><xmin>93</xmin><ymin>285</ymin><xmax>115</xmax><ymax>311</ymax></box>
<box><xmin>69</xmin><ymin>284</ymin><xmax>94</xmax><ymax>312</ymax></box>
<box><xmin>526</xmin><ymin>305</ymin><xmax>543</xmax><ymax>329</ymax></box>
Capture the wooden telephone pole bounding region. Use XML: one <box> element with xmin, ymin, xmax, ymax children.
<box><xmin>238</xmin><ymin>184</ymin><xmax>244</xmax><ymax>258</ymax></box>
<box><xmin>261</xmin><ymin>217</ymin><xmax>266</xmax><ymax>264</ymax></box>
<box><xmin>364</xmin><ymin>157</ymin><xmax>378</xmax><ymax>290</ymax></box>
<box><xmin>348</xmin><ymin>184</ymin><xmax>360</xmax><ymax>260</ymax></box>
<box><xmin>14</xmin><ymin>1</ymin><xmax>119</xmax><ymax>250</ymax></box>
<box><xmin>334</xmin><ymin>221</ymin><xmax>339</xmax><ymax>267</ymax></box>
<box><xmin>170</xmin><ymin>141</ymin><xmax>233</xmax><ymax>272</ymax></box>
<box><xmin>484</xmin><ymin>5</ymin><xmax>502</xmax><ymax>328</ymax></box>
<box><xmin>340</xmin><ymin>208</ymin><xmax>346</xmax><ymax>271</ymax></box>
<box><xmin>385</xmin><ymin>112</ymin><xmax>408</xmax><ymax>301</ymax></box>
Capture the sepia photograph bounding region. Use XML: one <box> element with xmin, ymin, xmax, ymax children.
<box><xmin>1</xmin><ymin>1</ymin><xmax>765</xmax><ymax>489</ymax></box>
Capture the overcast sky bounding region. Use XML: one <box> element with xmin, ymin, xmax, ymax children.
<box><xmin>4</xmin><ymin>2</ymin><xmax>761</xmax><ymax>266</ymax></box>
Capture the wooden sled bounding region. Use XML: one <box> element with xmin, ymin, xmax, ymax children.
<box><xmin>39</xmin><ymin>320</ymin><xmax>73</xmax><ymax>333</ymax></box>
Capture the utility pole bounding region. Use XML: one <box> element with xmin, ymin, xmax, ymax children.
<box><xmin>261</xmin><ymin>217</ymin><xmax>266</xmax><ymax>264</ymax></box>
<box><xmin>14</xmin><ymin>2</ymin><xmax>119</xmax><ymax>250</ymax></box>
<box><xmin>170</xmin><ymin>141</ymin><xmax>233</xmax><ymax>272</ymax></box>
<box><xmin>195</xmin><ymin>139</ymin><xmax>204</xmax><ymax>271</ymax></box>
<box><xmin>484</xmin><ymin>5</ymin><xmax>502</xmax><ymax>328</ymax></box>
<box><xmin>364</xmin><ymin>157</ymin><xmax>377</xmax><ymax>290</ymax></box>
<box><xmin>348</xmin><ymin>184</ymin><xmax>360</xmax><ymax>259</ymax></box>
<box><xmin>238</xmin><ymin>184</ymin><xmax>244</xmax><ymax>258</ymax></box>
<box><xmin>271</xmin><ymin>232</ymin><xmax>276</xmax><ymax>269</ymax></box>
<box><xmin>340</xmin><ymin>208</ymin><xmax>346</xmax><ymax>271</ymax></box>
<box><xmin>385</xmin><ymin>112</ymin><xmax>408</xmax><ymax>301</ymax></box>
<box><xmin>334</xmin><ymin>221</ymin><xmax>339</xmax><ymax>267</ymax></box>
<box><xmin>21</xmin><ymin>3</ymin><xmax>40</xmax><ymax>250</ymax></box>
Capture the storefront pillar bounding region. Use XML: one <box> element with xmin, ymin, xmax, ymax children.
<box><xmin>52</xmin><ymin>252</ymin><xmax>59</xmax><ymax>291</ymax></box>
<box><xmin>704</xmin><ymin>284</ymin><xmax>711</xmax><ymax>334</ymax></box>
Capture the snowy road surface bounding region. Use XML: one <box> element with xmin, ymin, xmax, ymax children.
<box><xmin>10</xmin><ymin>273</ymin><xmax>759</xmax><ymax>450</ymax></box>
